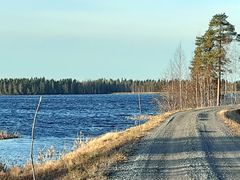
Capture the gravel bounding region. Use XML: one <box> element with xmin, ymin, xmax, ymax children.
<box><xmin>108</xmin><ymin>106</ymin><xmax>240</xmax><ymax>180</ymax></box>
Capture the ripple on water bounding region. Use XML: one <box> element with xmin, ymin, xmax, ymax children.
<box><xmin>0</xmin><ymin>94</ymin><xmax>158</xmax><ymax>166</ymax></box>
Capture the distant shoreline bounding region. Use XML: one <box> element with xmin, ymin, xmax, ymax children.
<box><xmin>0</xmin><ymin>78</ymin><xmax>164</xmax><ymax>95</ymax></box>
<box><xmin>0</xmin><ymin>92</ymin><xmax>162</xmax><ymax>96</ymax></box>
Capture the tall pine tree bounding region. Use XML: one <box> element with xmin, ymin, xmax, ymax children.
<box><xmin>208</xmin><ymin>13</ymin><xmax>237</xmax><ymax>105</ymax></box>
<box><xmin>190</xmin><ymin>13</ymin><xmax>238</xmax><ymax>106</ymax></box>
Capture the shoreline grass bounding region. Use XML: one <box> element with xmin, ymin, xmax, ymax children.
<box><xmin>0</xmin><ymin>131</ymin><xmax>20</xmax><ymax>140</ymax></box>
<box><xmin>0</xmin><ymin>111</ymin><xmax>177</xmax><ymax>180</ymax></box>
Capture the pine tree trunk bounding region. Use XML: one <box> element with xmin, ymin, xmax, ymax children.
<box><xmin>217</xmin><ymin>76</ymin><xmax>221</xmax><ymax>106</ymax></box>
<box><xmin>195</xmin><ymin>78</ymin><xmax>198</xmax><ymax>108</ymax></box>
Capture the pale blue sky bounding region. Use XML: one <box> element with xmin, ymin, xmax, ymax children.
<box><xmin>0</xmin><ymin>0</ymin><xmax>239</xmax><ymax>80</ymax></box>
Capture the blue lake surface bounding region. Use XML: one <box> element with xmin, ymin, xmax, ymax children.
<box><xmin>0</xmin><ymin>94</ymin><xmax>159</xmax><ymax>166</ymax></box>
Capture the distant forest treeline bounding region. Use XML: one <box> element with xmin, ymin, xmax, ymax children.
<box><xmin>0</xmin><ymin>78</ymin><xmax>169</xmax><ymax>95</ymax></box>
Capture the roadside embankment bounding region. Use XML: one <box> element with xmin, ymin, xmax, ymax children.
<box><xmin>0</xmin><ymin>111</ymin><xmax>177</xmax><ymax>180</ymax></box>
<box><xmin>218</xmin><ymin>107</ymin><xmax>240</xmax><ymax>135</ymax></box>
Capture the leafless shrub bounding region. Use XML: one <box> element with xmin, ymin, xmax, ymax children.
<box><xmin>46</xmin><ymin>146</ymin><xmax>56</xmax><ymax>159</ymax></box>
<box><xmin>37</xmin><ymin>146</ymin><xmax>57</xmax><ymax>163</ymax></box>
<box><xmin>38</xmin><ymin>147</ymin><xmax>45</xmax><ymax>163</ymax></box>
<box><xmin>73</xmin><ymin>131</ymin><xmax>87</xmax><ymax>150</ymax></box>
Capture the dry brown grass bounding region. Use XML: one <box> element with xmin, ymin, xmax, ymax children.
<box><xmin>218</xmin><ymin>108</ymin><xmax>240</xmax><ymax>135</ymax></box>
<box><xmin>0</xmin><ymin>111</ymin><xmax>176</xmax><ymax>180</ymax></box>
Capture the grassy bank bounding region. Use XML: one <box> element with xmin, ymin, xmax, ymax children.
<box><xmin>218</xmin><ymin>108</ymin><xmax>240</xmax><ymax>135</ymax></box>
<box><xmin>0</xmin><ymin>111</ymin><xmax>176</xmax><ymax>180</ymax></box>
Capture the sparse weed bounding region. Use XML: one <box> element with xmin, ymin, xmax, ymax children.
<box><xmin>73</xmin><ymin>131</ymin><xmax>87</xmax><ymax>150</ymax></box>
<box><xmin>37</xmin><ymin>146</ymin><xmax>57</xmax><ymax>164</ymax></box>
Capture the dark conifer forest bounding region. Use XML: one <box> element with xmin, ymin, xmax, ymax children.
<box><xmin>0</xmin><ymin>78</ymin><xmax>168</xmax><ymax>95</ymax></box>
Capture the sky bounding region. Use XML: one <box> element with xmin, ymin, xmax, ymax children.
<box><xmin>0</xmin><ymin>0</ymin><xmax>239</xmax><ymax>80</ymax></box>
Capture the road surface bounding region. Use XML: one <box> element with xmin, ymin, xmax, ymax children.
<box><xmin>108</xmin><ymin>106</ymin><xmax>240</xmax><ymax>180</ymax></box>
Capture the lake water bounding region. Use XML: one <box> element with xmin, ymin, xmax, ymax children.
<box><xmin>0</xmin><ymin>94</ymin><xmax>159</xmax><ymax>166</ymax></box>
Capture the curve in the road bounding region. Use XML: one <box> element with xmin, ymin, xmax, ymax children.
<box><xmin>108</xmin><ymin>107</ymin><xmax>240</xmax><ymax>180</ymax></box>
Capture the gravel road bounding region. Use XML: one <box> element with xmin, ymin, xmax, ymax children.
<box><xmin>108</xmin><ymin>106</ymin><xmax>240</xmax><ymax>180</ymax></box>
